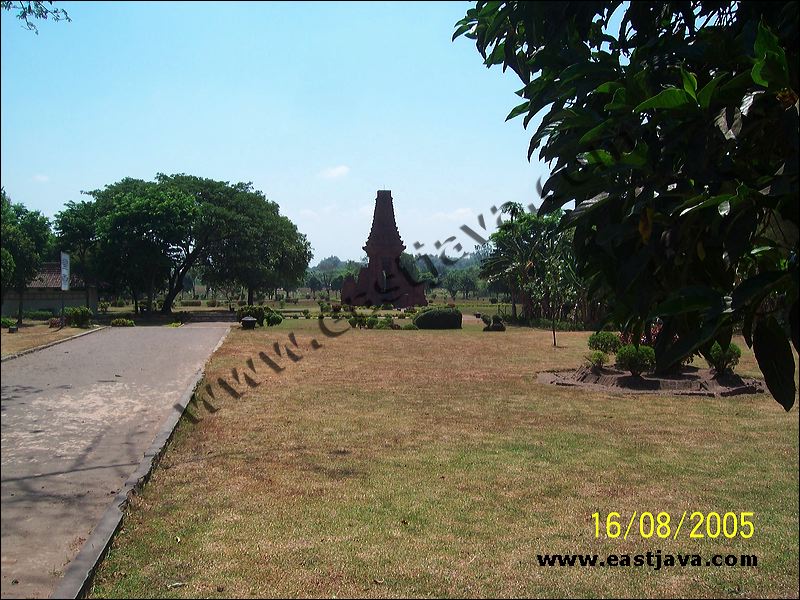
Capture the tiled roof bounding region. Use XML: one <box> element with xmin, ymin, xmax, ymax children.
<box><xmin>29</xmin><ymin>262</ymin><xmax>87</xmax><ymax>289</ymax></box>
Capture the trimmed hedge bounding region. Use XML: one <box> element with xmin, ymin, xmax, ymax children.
<box><xmin>707</xmin><ymin>342</ymin><xmax>742</xmax><ymax>375</ymax></box>
<box><xmin>111</xmin><ymin>318</ymin><xmax>135</xmax><ymax>327</ymax></box>
<box><xmin>1</xmin><ymin>316</ymin><xmax>15</xmax><ymax>328</ymax></box>
<box><xmin>413</xmin><ymin>307</ymin><xmax>462</xmax><ymax>330</ymax></box>
<box><xmin>615</xmin><ymin>345</ymin><xmax>656</xmax><ymax>376</ymax></box>
<box><xmin>64</xmin><ymin>306</ymin><xmax>92</xmax><ymax>328</ymax></box>
<box><xmin>588</xmin><ymin>331</ymin><xmax>622</xmax><ymax>354</ymax></box>
<box><xmin>181</xmin><ymin>299</ymin><xmax>202</xmax><ymax>306</ymax></box>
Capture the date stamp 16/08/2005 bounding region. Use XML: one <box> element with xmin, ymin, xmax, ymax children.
<box><xmin>592</xmin><ymin>511</ymin><xmax>755</xmax><ymax>541</ymax></box>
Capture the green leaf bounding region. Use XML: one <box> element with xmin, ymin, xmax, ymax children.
<box><xmin>505</xmin><ymin>101</ymin><xmax>530</xmax><ymax>122</ymax></box>
<box><xmin>595</xmin><ymin>81</ymin><xmax>623</xmax><ymax>94</ymax></box>
<box><xmin>677</xmin><ymin>194</ymin><xmax>734</xmax><ymax>217</ymax></box>
<box><xmin>578</xmin><ymin>120</ymin><xmax>615</xmax><ymax>145</ymax></box>
<box><xmin>752</xmin><ymin>21</ymin><xmax>790</xmax><ymax>89</ymax></box>
<box><xmin>753</xmin><ymin>317</ymin><xmax>796</xmax><ymax>411</ymax></box>
<box><xmin>634</xmin><ymin>88</ymin><xmax>693</xmax><ymax>112</ymax></box>
<box><xmin>452</xmin><ymin>22</ymin><xmax>473</xmax><ymax>41</ymax></box>
<box><xmin>696</xmin><ymin>73</ymin><xmax>727</xmax><ymax>109</ymax></box>
<box><xmin>653</xmin><ymin>286</ymin><xmax>724</xmax><ymax>317</ymax></box>
<box><xmin>680</xmin><ymin>67</ymin><xmax>697</xmax><ymax>100</ymax></box>
<box><xmin>578</xmin><ymin>149</ymin><xmax>615</xmax><ymax>166</ymax></box>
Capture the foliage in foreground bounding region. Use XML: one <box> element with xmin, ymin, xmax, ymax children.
<box><xmin>456</xmin><ymin>1</ymin><xmax>798</xmax><ymax>409</ymax></box>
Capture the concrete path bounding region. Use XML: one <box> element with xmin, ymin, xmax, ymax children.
<box><xmin>0</xmin><ymin>323</ymin><xmax>230</xmax><ymax>599</ymax></box>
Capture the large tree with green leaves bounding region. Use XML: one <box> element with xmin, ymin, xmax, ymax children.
<box><xmin>457</xmin><ymin>1</ymin><xmax>798</xmax><ymax>409</ymax></box>
<box><xmin>54</xmin><ymin>200</ymin><xmax>98</xmax><ymax>307</ymax></box>
<box><xmin>1</xmin><ymin>189</ymin><xmax>53</xmax><ymax>322</ymax></box>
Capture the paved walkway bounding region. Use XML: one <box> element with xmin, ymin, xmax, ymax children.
<box><xmin>0</xmin><ymin>323</ymin><xmax>230</xmax><ymax>599</ymax></box>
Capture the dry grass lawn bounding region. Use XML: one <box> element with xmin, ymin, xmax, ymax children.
<box><xmin>0</xmin><ymin>321</ymin><xmax>94</xmax><ymax>357</ymax></box>
<box><xmin>90</xmin><ymin>319</ymin><xmax>799</xmax><ymax>598</ymax></box>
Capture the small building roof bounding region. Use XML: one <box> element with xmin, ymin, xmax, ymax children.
<box><xmin>28</xmin><ymin>262</ymin><xmax>88</xmax><ymax>289</ymax></box>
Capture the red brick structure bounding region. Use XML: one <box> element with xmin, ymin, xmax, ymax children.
<box><xmin>341</xmin><ymin>190</ymin><xmax>427</xmax><ymax>308</ymax></box>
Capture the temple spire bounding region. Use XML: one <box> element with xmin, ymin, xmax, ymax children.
<box><xmin>364</xmin><ymin>190</ymin><xmax>405</xmax><ymax>256</ymax></box>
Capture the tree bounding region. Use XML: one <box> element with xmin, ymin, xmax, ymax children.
<box><xmin>1</xmin><ymin>1</ymin><xmax>70</xmax><ymax>34</ymax></box>
<box><xmin>0</xmin><ymin>247</ymin><xmax>14</xmax><ymax>306</ymax></box>
<box><xmin>524</xmin><ymin>215</ymin><xmax>581</xmax><ymax>346</ymax></box>
<box><xmin>459</xmin><ymin>266</ymin><xmax>480</xmax><ymax>299</ymax></box>
<box><xmin>306</xmin><ymin>273</ymin><xmax>322</xmax><ymax>298</ymax></box>
<box><xmin>456</xmin><ymin>1</ymin><xmax>799</xmax><ymax>409</ymax></box>
<box><xmin>1</xmin><ymin>189</ymin><xmax>52</xmax><ymax>323</ymax></box>
<box><xmin>442</xmin><ymin>270</ymin><xmax>462</xmax><ymax>300</ymax></box>
<box><xmin>94</xmin><ymin>180</ymin><xmax>194</xmax><ymax>312</ymax></box>
<box><xmin>54</xmin><ymin>200</ymin><xmax>97</xmax><ymax>307</ymax></box>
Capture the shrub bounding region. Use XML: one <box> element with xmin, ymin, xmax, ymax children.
<box><xmin>380</xmin><ymin>302</ymin><xmax>393</xmax><ymax>310</ymax></box>
<box><xmin>98</xmin><ymin>301</ymin><xmax>111</xmax><ymax>314</ymax></box>
<box><xmin>303</xmin><ymin>309</ymin><xmax>310</xmax><ymax>318</ymax></box>
<box><xmin>588</xmin><ymin>331</ymin><xmax>622</xmax><ymax>354</ymax></box>
<box><xmin>489</xmin><ymin>297</ymin><xmax>498</xmax><ymax>304</ymax></box>
<box><xmin>23</xmin><ymin>309</ymin><xmax>55</xmax><ymax>320</ymax></box>
<box><xmin>305</xmin><ymin>293</ymin><xmax>311</xmax><ymax>299</ymax></box>
<box><xmin>112</xmin><ymin>298</ymin><xmax>126</xmax><ymax>307</ymax></box>
<box><xmin>447</xmin><ymin>302</ymin><xmax>456</xmax><ymax>308</ymax></box>
<box><xmin>585</xmin><ymin>350</ymin><xmax>608</xmax><ymax>370</ymax></box>
<box><xmin>348</xmin><ymin>316</ymin><xmax>359</xmax><ymax>328</ymax></box>
<box><xmin>481</xmin><ymin>314</ymin><xmax>492</xmax><ymax>326</ymax></box>
<box><xmin>266</xmin><ymin>311</ymin><xmax>283</xmax><ymax>326</ymax></box>
<box><xmin>318</xmin><ymin>313</ymin><xmax>325</xmax><ymax>320</ymax></box>
<box><xmin>292</xmin><ymin>314</ymin><xmax>299</xmax><ymax>319</ymax></box>
<box><xmin>375</xmin><ymin>321</ymin><xmax>391</xmax><ymax>330</ymax></box>
<box><xmin>615</xmin><ymin>344</ymin><xmax>656</xmax><ymax>376</ymax></box>
<box><xmin>402</xmin><ymin>322</ymin><xmax>419</xmax><ymax>330</ymax></box>
<box><xmin>405</xmin><ymin>307</ymin><xmax>417</xmax><ymax>314</ymax></box>
<box><xmin>64</xmin><ymin>306</ymin><xmax>92</xmax><ymax>328</ymax></box>
<box><xmin>2</xmin><ymin>316</ymin><xmax>16</xmax><ymax>328</ymax></box>
<box><xmin>206</xmin><ymin>299</ymin><xmax>219</xmax><ymax>307</ymax></box>
<box><xmin>180</xmin><ymin>299</ymin><xmax>202</xmax><ymax>306</ymax></box>
<box><xmin>236</xmin><ymin>305</ymin><xmax>266</xmax><ymax>326</ymax></box>
<box><xmin>332</xmin><ymin>303</ymin><xmax>342</xmax><ymax>312</ymax></box>
<box><xmin>414</xmin><ymin>307</ymin><xmax>462</xmax><ymax>330</ymax></box>
<box><xmin>111</xmin><ymin>318</ymin><xmax>135</xmax><ymax>327</ymax></box>
<box><xmin>707</xmin><ymin>342</ymin><xmax>742</xmax><ymax>375</ymax></box>
<box><xmin>366</xmin><ymin>316</ymin><xmax>379</xmax><ymax>329</ymax></box>
<box><xmin>484</xmin><ymin>314</ymin><xmax>506</xmax><ymax>331</ymax></box>
<box><xmin>48</xmin><ymin>317</ymin><xmax>63</xmax><ymax>328</ymax></box>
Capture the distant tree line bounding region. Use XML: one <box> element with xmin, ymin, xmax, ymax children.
<box><xmin>1</xmin><ymin>175</ymin><xmax>312</xmax><ymax>316</ymax></box>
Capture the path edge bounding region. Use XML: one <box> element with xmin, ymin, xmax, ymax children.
<box><xmin>50</xmin><ymin>326</ymin><xmax>230</xmax><ymax>599</ymax></box>
<box><xmin>1</xmin><ymin>326</ymin><xmax>108</xmax><ymax>362</ymax></box>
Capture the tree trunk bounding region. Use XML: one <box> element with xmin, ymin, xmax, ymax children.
<box><xmin>247</xmin><ymin>287</ymin><xmax>254</xmax><ymax>305</ymax></box>
<box><xmin>16</xmin><ymin>289</ymin><xmax>23</xmax><ymax>325</ymax></box>
<box><xmin>552</xmin><ymin>313</ymin><xmax>557</xmax><ymax>347</ymax></box>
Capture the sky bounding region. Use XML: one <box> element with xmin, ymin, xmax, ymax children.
<box><xmin>1</xmin><ymin>1</ymin><xmax>552</xmax><ymax>264</ymax></box>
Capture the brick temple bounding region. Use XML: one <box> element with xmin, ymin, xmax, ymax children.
<box><xmin>341</xmin><ymin>190</ymin><xmax>428</xmax><ymax>308</ymax></box>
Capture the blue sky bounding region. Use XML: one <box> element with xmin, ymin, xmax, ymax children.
<box><xmin>1</xmin><ymin>1</ymin><xmax>551</xmax><ymax>263</ymax></box>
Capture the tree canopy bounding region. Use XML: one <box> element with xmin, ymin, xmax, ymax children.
<box><xmin>456</xmin><ymin>1</ymin><xmax>798</xmax><ymax>409</ymax></box>
<box><xmin>54</xmin><ymin>174</ymin><xmax>311</xmax><ymax>312</ymax></box>
<box><xmin>1</xmin><ymin>188</ymin><xmax>53</xmax><ymax>320</ymax></box>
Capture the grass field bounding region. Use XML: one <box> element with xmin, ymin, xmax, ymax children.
<box><xmin>0</xmin><ymin>320</ymin><xmax>97</xmax><ymax>357</ymax></box>
<box><xmin>90</xmin><ymin>319</ymin><xmax>798</xmax><ymax>598</ymax></box>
